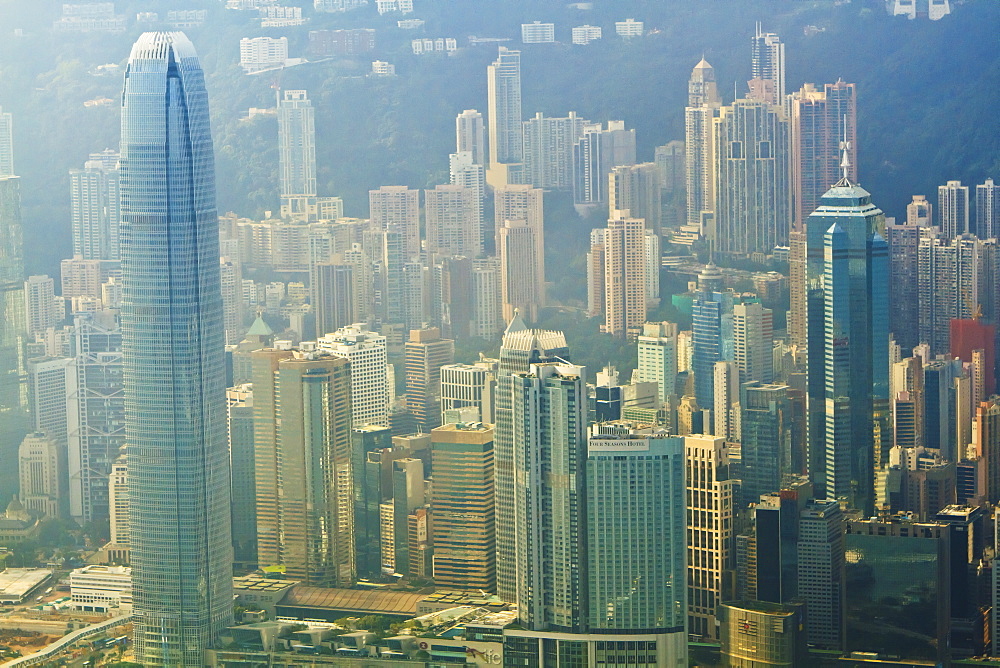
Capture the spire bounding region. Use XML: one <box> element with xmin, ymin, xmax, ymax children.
<box><xmin>504</xmin><ymin>308</ymin><xmax>528</xmax><ymax>336</ymax></box>
<box><xmin>835</xmin><ymin>114</ymin><xmax>853</xmax><ymax>187</ymax></box>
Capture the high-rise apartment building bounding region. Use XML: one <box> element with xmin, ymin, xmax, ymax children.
<box><xmin>713</xmin><ymin>95</ymin><xmax>790</xmax><ymax>255</ymax></box>
<box><xmin>917</xmin><ymin>234</ymin><xmax>984</xmax><ymax>356</ymax></box>
<box><xmin>790</xmin><ymin>81</ymin><xmax>857</xmax><ymax>229</ymax></box>
<box><xmin>939</xmin><ymin>180</ymin><xmax>970</xmax><ymax>238</ymax></box>
<box><xmin>70</xmin><ymin>149</ymin><xmax>121</xmax><ymax>261</ymax></box>
<box><xmin>404</xmin><ymin>327</ymin><xmax>455</xmax><ymax>431</ymax></box>
<box><xmin>486</xmin><ymin>47</ymin><xmax>523</xmax><ymax>187</ymax></box>
<box><xmin>251</xmin><ymin>349</ymin><xmax>354</xmax><ymax>586</ymax></box>
<box><xmin>494</xmin><ymin>184</ymin><xmax>544</xmax><ymax>302</ymax></box>
<box><xmin>686</xmin><ymin>434</ymin><xmax>734</xmax><ymax>639</ymax></box>
<box><xmin>424</xmin><ymin>184</ymin><xmax>482</xmax><ymax>258</ymax></box>
<box><xmin>455</xmin><ymin>109</ymin><xmax>485</xmax><ymax>166</ymax></box>
<box><xmin>317</xmin><ymin>323</ymin><xmax>389</xmax><ymax>427</ymax></box>
<box><xmin>685</xmin><ymin>59</ymin><xmax>722</xmax><ymax>231</ymax></box>
<box><xmin>0</xmin><ymin>173</ymin><xmax>24</xmax><ymax>414</ymax></box>
<box><xmin>976</xmin><ymin>178</ymin><xmax>999</xmax><ymax>239</ymax></box>
<box><xmin>494</xmin><ymin>315</ymin><xmax>569</xmax><ymax>603</ymax></box>
<box><xmin>314</xmin><ymin>261</ymin><xmax>355</xmax><ymax>337</ymax></box>
<box><xmin>804</xmin><ymin>180</ymin><xmax>889</xmax><ymax>513</ymax></box>
<box><xmin>636</xmin><ymin>321</ymin><xmax>678</xmax><ymax>404</ymax></box>
<box><xmin>573</xmin><ymin>121</ymin><xmax>636</xmax><ymax>207</ymax></box>
<box><xmin>609</xmin><ymin>162</ymin><xmax>662</xmax><ymax>234</ymax></box>
<box><xmin>597</xmin><ymin>214</ymin><xmax>647</xmax><ymax>337</ymax></box>
<box><xmin>471</xmin><ymin>257</ymin><xmax>502</xmax><ymax>338</ymax></box>
<box><xmin>750</xmin><ymin>26</ymin><xmax>785</xmax><ymax>104</ymax></box>
<box><xmin>277</xmin><ymin>90</ymin><xmax>317</xmax><ymax>219</ymax></box>
<box><xmin>60</xmin><ymin>256</ymin><xmax>103</xmax><ymax>300</ymax></box>
<box><xmin>448</xmin><ymin>152</ymin><xmax>485</xmax><ymax>221</ymax></box>
<box><xmin>886</xmin><ymin>221</ymin><xmax>924</xmax><ymax>351</ymax></box>
<box><xmin>430</xmin><ymin>422</ymin><xmax>495</xmax><ymax>591</ymax></box>
<box><xmin>498</xmin><ymin>219</ymin><xmax>542</xmax><ymax>323</ymax></box>
<box><xmin>120</xmin><ymin>32</ymin><xmax>232</xmax><ymax>664</ymax></box>
<box><xmin>521</xmin><ymin>112</ymin><xmax>587</xmax><ymax>190</ymax></box>
<box><xmin>369</xmin><ymin>185</ymin><xmax>420</xmax><ymax>257</ymax></box>
<box><xmin>24</xmin><ymin>275</ymin><xmax>60</xmax><ymax>337</ymax></box>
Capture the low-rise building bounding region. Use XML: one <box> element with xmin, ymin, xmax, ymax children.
<box><xmin>70</xmin><ymin>565</ymin><xmax>132</xmax><ymax>612</ymax></box>
<box><xmin>0</xmin><ymin>568</ymin><xmax>54</xmax><ymax>604</ymax></box>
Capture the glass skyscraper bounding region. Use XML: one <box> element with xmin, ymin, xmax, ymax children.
<box><xmin>120</xmin><ymin>32</ymin><xmax>233</xmax><ymax>665</ymax></box>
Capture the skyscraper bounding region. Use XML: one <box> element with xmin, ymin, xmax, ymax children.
<box><xmin>597</xmin><ymin>214</ymin><xmax>647</xmax><ymax>337</ymax></box>
<box><xmin>23</xmin><ymin>275</ymin><xmax>60</xmax><ymax>337</ymax></box>
<box><xmin>70</xmin><ymin>149</ymin><xmax>122</xmax><ymax>261</ymax></box>
<box><xmin>498</xmin><ymin>219</ymin><xmax>542</xmax><ymax>323</ymax></box>
<box><xmin>424</xmin><ymin>184</ymin><xmax>482</xmax><ymax>258</ymax></box>
<box><xmin>573</xmin><ymin>121</ymin><xmax>636</xmax><ymax>207</ymax></box>
<box><xmin>521</xmin><ymin>111</ymin><xmax>587</xmax><ymax>190</ymax></box>
<box><xmin>805</xmin><ymin>179</ymin><xmax>889</xmax><ymax>513</ymax></box>
<box><xmin>886</xmin><ymin>221</ymin><xmax>923</xmax><ymax>351</ymax></box>
<box><xmin>278</xmin><ymin>90</ymin><xmax>317</xmax><ymax>219</ymax></box>
<box><xmin>685</xmin><ymin>59</ymin><xmax>722</xmax><ymax>231</ymax></box>
<box><xmin>494</xmin><ymin>314</ymin><xmax>569</xmax><ymax>603</ymax></box>
<box><xmin>740</xmin><ymin>382</ymin><xmax>792</xmax><ymax>504</ymax></box>
<box><xmin>455</xmin><ymin>109</ymin><xmax>485</xmax><ymax>166</ymax></box>
<box><xmin>976</xmin><ymin>178</ymin><xmax>999</xmax><ymax>240</ymax></box>
<box><xmin>609</xmin><ymin>162</ymin><xmax>662</xmax><ymax>234</ymax></box>
<box><xmin>790</xmin><ymin>81</ymin><xmax>857</xmax><ymax>229</ymax></box>
<box><xmin>404</xmin><ymin>327</ymin><xmax>454</xmax><ymax>431</ymax></box>
<box><xmin>486</xmin><ymin>47</ymin><xmax>523</xmax><ymax>187</ymax></box>
<box><xmin>939</xmin><ymin>180</ymin><xmax>970</xmax><ymax>238</ymax></box>
<box><xmin>917</xmin><ymin>234</ymin><xmax>984</xmax><ymax>356</ymax></box>
<box><xmin>796</xmin><ymin>500</ymin><xmax>846</xmax><ymax>651</ymax></box>
<box><xmin>732</xmin><ymin>301</ymin><xmax>773</xmax><ymax>383</ymax></box>
<box><xmin>494</xmin><ymin>184</ymin><xmax>544</xmax><ymax>304</ymax></box>
<box><xmin>750</xmin><ymin>26</ymin><xmax>785</xmax><ymax>105</ymax></box>
<box><xmin>636</xmin><ymin>321</ymin><xmax>678</xmax><ymax>404</ymax></box>
<box><xmin>0</xmin><ymin>172</ymin><xmax>24</xmax><ymax>414</ymax></box>
<box><xmin>120</xmin><ymin>32</ymin><xmax>232</xmax><ymax>664</ymax></box>
<box><xmin>317</xmin><ymin>323</ymin><xmax>389</xmax><ymax>427</ymax></box>
<box><xmin>369</xmin><ymin>185</ymin><xmax>420</xmax><ymax>257</ymax></box>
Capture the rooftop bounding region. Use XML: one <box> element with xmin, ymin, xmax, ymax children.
<box><xmin>279</xmin><ymin>587</ymin><xmax>425</xmax><ymax>616</ymax></box>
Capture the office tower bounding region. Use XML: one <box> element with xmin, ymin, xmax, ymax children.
<box><xmin>788</xmin><ymin>231</ymin><xmax>807</xmax><ymax>347</ymax></box>
<box><xmin>917</xmin><ymin>234</ymin><xmax>985</xmax><ymax>355</ymax></box>
<box><xmin>401</xmin><ymin>260</ymin><xmax>427</xmax><ymax>333</ymax></box>
<box><xmin>719</xmin><ymin>601</ymin><xmax>807</xmax><ymax>667</ymax></box>
<box><xmin>908</xmin><ymin>194</ymin><xmax>933</xmax><ymax>226</ymax></box>
<box><xmin>609</xmin><ymin>162</ymin><xmax>662</xmax><ymax>234</ymax></box>
<box><xmin>685</xmin><ymin>59</ymin><xmax>722</xmax><ymax>231</ymax></box>
<box><xmin>231</xmin><ymin>314</ymin><xmax>274</xmax><ymax>385</ymax></box>
<box><xmin>27</xmin><ymin>356</ymin><xmax>72</xmax><ymax>457</ymax></box>
<box><xmin>804</xmin><ymin>180</ymin><xmax>890</xmax><ymax>512</ymax></box>
<box><xmin>70</xmin><ymin>149</ymin><xmax>121</xmax><ymax>261</ymax></box>
<box><xmin>404</xmin><ymin>328</ymin><xmax>454</xmax><ymax>430</ymax></box>
<box><xmin>314</xmin><ymin>261</ymin><xmax>354</xmax><ymax>337</ymax></box>
<box><xmin>886</xmin><ymin>221</ymin><xmax>922</xmax><ymax>351</ymax></box>
<box><xmin>692</xmin><ymin>263</ymin><xmax>735</xmax><ymax>408</ymax></box>
<box><xmin>369</xmin><ymin>185</ymin><xmax>420</xmax><ymax>256</ymax></box>
<box><xmin>455</xmin><ymin>109</ymin><xmax>485</xmax><ymax>166</ymax></box>
<box><xmin>120</xmin><ymin>32</ymin><xmax>232</xmax><ymax>664</ymax></box>
<box><xmin>573</xmin><ymin>121</ymin><xmax>636</xmax><ymax>207</ymax></box>
<box><xmin>219</xmin><ymin>258</ymin><xmax>243</xmax><ymax>345</ymax></box>
<box><xmin>440</xmin><ymin>360</ymin><xmax>497</xmax><ymax>423</ymax></box>
<box><xmin>595</xmin><ymin>214</ymin><xmax>646</xmax><ymax>337</ymax></box>
<box><xmin>108</xmin><ymin>452</ymin><xmax>129</xmax><ymax>546</ymax></box>
<box><xmin>486</xmin><ymin>47</ymin><xmax>523</xmax><ymax>187</ymax></box>
<box><xmin>797</xmin><ymin>499</ymin><xmax>846</xmax><ymax>651</ymax></box>
<box><xmin>0</xmin><ymin>106</ymin><xmax>11</xmax><ymax>176</ymax></box>
<box><xmin>509</xmin><ymin>362</ymin><xmax>586</xmax><ymax>630</ymax></box>
<box><xmin>250</xmin><ymin>349</ymin><xmax>354</xmax><ymax>585</ymax></box>
<box><xmin>18</xmin><ymin>432</ymin><xmax>60</xmax><ymax>518</ymax></box>
<box><xmin>318</xmin><ymin>324</ymin><xmax>389</xmax><ymax>427</ymax></box>
<box><xmin>24</xmin><ymin>275</ymin><xmax>60</xmax><ymax>337</ymax></box>
<box><xmin>732</xmin><ymin>301</ymin><xmax>773</xmax><ymax>384</ymax></box>
<box><xmin>750</xmin><ymin>25</ymin><xmax>785</xmax><ymax>104</ymax></box>
<box><xmin>498</xmin><ymin>220</ymin><xmax>542</xmax><ymax>323</ymax></box>
<box><xmin>976</xmin><ymin>178</ymin><xmax>1000</xmax><ymax>239</ymax></box>
<box><xmin>741</xmin><ymin>382</ymin><xmax>792</xmax><ymax>504</ymax></box>
<box><xmin>428</xmin><ymin>254</ymin><xmax>473</xmax><ymax>339</ymax></box>
<box><xmin>790</xmin><ymin>81</ymin><xmax>857</xmax><ymax>229</ymax></box>
<box><xmin>431</xmin><ymin>422</ymin><xmax>495</xmax><ymax>590</ymax></box>
<box><xmin>424</xmin><ymin>184</ymin><xmax>482</xmax><ymax>258</ymax></box>
<box><xmin>362</xmin><ymin>228</ymin><xmax>407</xmax><ymax>327</ymax></box>
<box><xmin>686</xmin><ymin>434</ymin><xmax>734</xmax><ymax>639</ymax></box>
<box><xmin>585</xmin><ymin>430</ymin><xmax>686</xmax><ymax>658</ymax></box>
<box><xmin>974</xmin><ymin>399</ymin><xmax>1000</xmax><ymax>503</ymax></box>
<box><xmin>387</xmin><ymin>457</ymin><xmax>427</xmax><ymax>577</ymax></box>
<box><xmin>66</xmin><ymin>309</ymin><xmax>123</xmax><ymax>524</ymax></box>
<box><xmin>60</xmin><ymin>256</ymin><xmax>103</xmax><ymax>300</ymax></box>
<box><xmin>845</xmin><ymin>518</ymin><xmax>950</xmax><ymax>663</ymax></box>
<box><xmin>891</xmin><ymin>356</ymin><xmax>925</xmax><ymax>448</ymax></box>
<box><xmin>227</xmin><ymin>384</ymin><xmax>256</xmax><ymax>567</ymax></box>
<box><xmin>636</xmin><ymin>321</ymin><xmax>678</xmax><ymax>404</ymax></box>
<box><xmin>714</xmin><ymin>95</ymin><xmax>790</xmax><ymax>255</ymax></box>
<box><xmin>521</xmin><ymin>112</ymin><xmax>587</xmax><ymax>190</ymax></box>
<box><xmin>0</xmin><ymin>173</ymin><xmax>24</xmax><ymax>413</ymax></box>
<box><xmin>351</xmin><ymin>425</ymin><xmax>393</xmax><ymax>578</ymax></box>
<box><xmin>713</xmin><ymin>361</ymin><xmax>740</xmax><ymax>441</ymax></box>
<box><xmin>494</xmin><ymin>315</ymin><xmax>569</xmax><ymax>603</ymax></box>
<box><xmin>277</xmin><ymin>90</ymin><xmax>317</xmax><ymax>219</ymax></box>
<box><xmin>939</xmin><ymin>180</ymin><xmax>970</xmax><ymax>238</ymax></box>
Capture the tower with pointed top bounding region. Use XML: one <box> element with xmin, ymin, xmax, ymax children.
<box><xmin>120</xmin><ymin>32</ymin><xmax>233</xmax><ymax>664</ymax></box>
<box><xmin>685</xmin><ymin>59</ymin><xmax>722</xmax><ymax>233</ymax></box>
<box><xmin>805</xmin><ymin>181</ymin><xmax>889</xmax><ymax>514</ymax></box>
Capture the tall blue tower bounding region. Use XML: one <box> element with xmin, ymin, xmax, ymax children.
<box><xmin>805</xmin><ymin>178</ymin><xmax>889</xmax><ymax>513</ymax></box>
<box><xmin>120</xmin><ymin>32</ymin><xmax>233</xmax><ymax>665</ymax></box>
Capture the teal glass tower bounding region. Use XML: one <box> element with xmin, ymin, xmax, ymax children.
<box><xmin>805</xmin><ymin>178</ymin><xmax>889</xmax><ymax>514</ymax></box>
<box><xmin>120</xmin><ymin>32</ymin><xmax>233</xmax><ymax>665</ymax></box>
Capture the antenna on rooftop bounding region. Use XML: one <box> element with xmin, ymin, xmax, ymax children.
<box><xmin>839</xmin><ymin>114</ymin><xmax>852</xmax><ymax>182</ymax></box>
